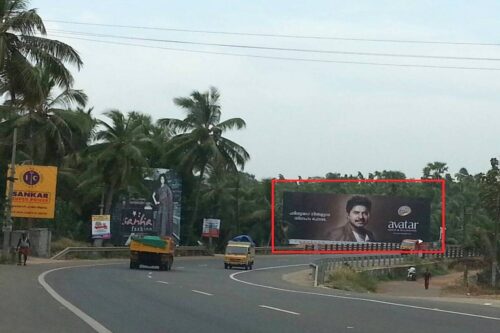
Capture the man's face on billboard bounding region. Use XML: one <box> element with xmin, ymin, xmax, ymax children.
<box><xmin>347</xmin><ymin>205</ymin><xmax>370</xmax><ymax>228</ymax></box>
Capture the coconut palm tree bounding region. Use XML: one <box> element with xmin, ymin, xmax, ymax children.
<box><xmin>158</xmin><ymin>87</ymin><xmax>249</xmax><ymax>242</ymax></box>
<box><xmin>0</xmin><ymin>0</ymin><xmax>82</xmax><ymax>102</ymax></box>
<box><xmin>0</xmin><ymin>64</ymin><xmax>89</xmax><ymax>165</ymax></box>
<box><xmin>84</xmin><ymin>110</ymin><xmax>151</xmax><ymax>214</ymax></box>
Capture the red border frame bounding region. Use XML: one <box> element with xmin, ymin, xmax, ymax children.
<box><xmin>271</xmin><ymin>178</ymin><xmax>446</xmax><ymax>255</ymax></box>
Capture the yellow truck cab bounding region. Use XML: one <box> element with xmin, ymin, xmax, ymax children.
<box><xmin>224</xmin><ymin>240</ymin><xmax>255</xmax><ymax>270</ymax></box>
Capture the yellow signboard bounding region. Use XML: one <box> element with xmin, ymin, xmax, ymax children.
<box><xmin>8</xmin><ymin>165</ymin><xmax>58</xmax><ymax>219</ymax></box>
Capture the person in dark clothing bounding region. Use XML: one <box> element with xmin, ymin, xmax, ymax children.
<box><xmin>424</xmin><ymin>268</ymin><xmax>431</xmax><ymax>289</ymax></box>
<box><xmin>16</xmin><ymin>233</ymin><xmax>31</xmax><ymax>266</ymax></box>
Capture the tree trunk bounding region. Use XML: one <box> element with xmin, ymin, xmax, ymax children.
<box><xmin>104</xmin><ymin>184</ymin><xmax>115</xmax><ymax>215</ymax></box>
<box><xmin>188</xmin><ymin>166</ymin><xmax>205</xmax><ymax>243</ymax></box>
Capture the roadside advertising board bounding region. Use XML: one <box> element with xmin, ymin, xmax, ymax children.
<box><xmin>202</xmin><ymin>218</ymin><xmax>221</xmax><ymax>238</ymax></box>
<box><xmin>92</xmin><ymin>215</ymin><xmax>111</xmax><ymax>239</ymax></box>
<box><xmin>8</xmin><ymin>165</ymin><xmax>58</xmax><ymax>219</ymax></box>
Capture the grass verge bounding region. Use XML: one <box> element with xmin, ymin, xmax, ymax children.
<box><xmin>325</xmin><ymin>267</ymin><xmax>378</xmax><ymax>292</ymax></box>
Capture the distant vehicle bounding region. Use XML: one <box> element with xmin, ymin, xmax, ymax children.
<box><xmin>129</xmin><ymin>235</ymin><xmax>175</xmax><ymax>271</ymax></box>
<box><xmin>400</xmin><ymin>239</ymin><xmax>427</xmax><ymax>251</ymax></box>
<box><xmin>231</xmin><ymin>235</ymin><xmax>255</xmax><ymax>244</ymax></box>
<box><xmin>224</xmin><ymin>240</ymin><xmax>255</xmax><ymax>270</ymax></box>
<box><xmin>407</xmin><ymin>266</ymin><xmax>417</xmax><ymax>281</ymax></box>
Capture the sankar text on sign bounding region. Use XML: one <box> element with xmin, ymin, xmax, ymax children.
<box><xmin>8</xmin><ymin>165</ymin><xmax>58</xmax><ymax>219</ymax></box>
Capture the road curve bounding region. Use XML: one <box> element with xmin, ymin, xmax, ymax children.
<box><xmin>37</xmin><ymin>255</ymin><xmax>500</xmax><ymax>333</ymax></box>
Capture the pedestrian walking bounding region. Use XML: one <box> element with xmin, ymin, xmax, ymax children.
<box><xmin>424</xmin><ymin>268</ymin><xmax>431</xmax><ymax>290</ymax></box>
<box><xmin>16</xmin><ymin>232</ymin><xmax>31</xmax><ymax>266</ymax></box>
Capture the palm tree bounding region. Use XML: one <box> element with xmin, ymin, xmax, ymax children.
<box><xmin>0</xmin><ymin>0</ymin><xmax>82</xmax><ymax>102</ymax></box>
<box><xmin>0</xmin><ymin>64</ymin><xmax>89</xmax><ymax>165</ymax></box>
<box><xmin>158</xmin><ymin>86</ymin><xmax>249</xmax><ymax>242</ymax></box>
<box><xmin>84</xmin><ymin>110</ymin><xmax>151</xmax><ymax>214</ymax></box>
<box><xmin>423</xmin><ymin>162</ymin><xmax>449</xmax><ymax>179</ymax></box>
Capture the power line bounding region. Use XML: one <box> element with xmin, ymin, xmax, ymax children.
<box><xmin>49</xmin><ymin>34</ymin><xmax>500</xmax><ymax>71</ymax></box>
<box><xmin>48</xmin><ymin>29</ymin><xmax>500</xmax><ymax>62</ymax></box>
<box><xmin>45</xmin><ymin>19</ymin><xmax>500</xmax><ymax>47</ymax></box>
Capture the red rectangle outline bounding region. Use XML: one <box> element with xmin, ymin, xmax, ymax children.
<box><xmin>271</xmin><ymin>178</ymin><xmax>446</xmax><ymax>255</ymax></box>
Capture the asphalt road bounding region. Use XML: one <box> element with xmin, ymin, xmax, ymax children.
<box><xmin>2</xmin><ymin>255</ymin><xmax>500</xmax><ymax>333</ymax></box>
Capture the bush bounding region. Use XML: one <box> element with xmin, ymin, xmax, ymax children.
<box><xmin>51</xmin><ymin>237</ymin><xmax>89</xmax><ymax>255</ymax></box>
<box><xmin>326</xmin><ymin>267</ymin><xmax>378</xmax><ymax>292</ymax></box>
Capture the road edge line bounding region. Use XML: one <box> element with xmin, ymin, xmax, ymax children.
<box><xmin>230</xmin><ymin>264</ymin><xmax>500</xmax><ymax>322</ymax></box>
<box><xmin>38</xmin><ymin>263</ymin><xmax>119</xmax><ymax>333</ymax></box>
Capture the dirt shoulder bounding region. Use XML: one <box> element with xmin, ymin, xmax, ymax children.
<box><xmin>375</xmin><ymin>270</ymin><xmax>500</xmax><ymax>306</ymax></box>
<box><xmin>283</xmin><ymin>269</ymin><xmax>500</xmax><ymax>308</ymax></box>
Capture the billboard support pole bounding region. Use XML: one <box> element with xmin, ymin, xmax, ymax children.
<box><xmin>2</xmin><ymin>128</ymin><xmax>17</xmax><ymax>257</ymax></box>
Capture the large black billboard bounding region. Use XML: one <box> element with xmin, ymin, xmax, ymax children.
<box><xmin>283</xmin><ymin>192</ymin><xmax>430</xmax><ymax>244</ymax></box>
<box><xmin>119</xmin><ymin>168</ymin><xmax>182</xmax><ymax>243</ymax></box>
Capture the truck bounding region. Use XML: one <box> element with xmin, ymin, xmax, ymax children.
<box><xmin>129</xmin><ymin>235</ymin><xmax>175</xmax><ymax>271</ymax></box>
<box><xmin>400</xmin><ymin>239</ymin><xmax>430</xmax><ymax>251</ymax></box>
<box><xmin>224</xmin><ymin>240</ymin><xmax>255</xmax><ymax>270</ymax></box>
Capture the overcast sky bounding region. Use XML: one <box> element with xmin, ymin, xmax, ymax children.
<box><xmin>31</xmin><ymin>0</ymin><xmax>500</xmax><ymax>180</ymax></box>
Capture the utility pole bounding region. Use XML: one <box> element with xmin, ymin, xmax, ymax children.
<box><xmin>492</xmin><ymin>192</ymin><xmax>499</xmax><ymax>289</ymax></box>
<box><xmin>2</xmin><ymin>128</ymin><xmax>17</xmax><ymax>257</ymax></box>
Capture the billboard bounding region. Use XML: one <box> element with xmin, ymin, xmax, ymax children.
<box><xmin>202</xmin><ymin>218</ymin><xmax>220</xmax><ymax>238</ymax></box>
<box><xmin>120</xmin><ymin>206</ymin><xmax>155</xmax><ymax>234</ymax></box>
<box><xmin>119</xmin><ymin>168</ymin><xmax>182</xmax><ymax>243</ymax></box>
<box><xmin>92</xmin><ymin>215</ymin><xmax>111</xmax><ymax>239</ymax></box>
<box><xmin>283</xmin><ymin>191</ymin><xmax>431</xmax><ymax>244</ymax></box>
<box><xmin>9</xmin><ymin>165</ymin><xmax>58</xmax><ymax>219</ymax></box>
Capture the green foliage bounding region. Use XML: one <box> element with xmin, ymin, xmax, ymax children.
<box><xmin>326</xmin><ymin>267</ymin><xmax>378</xmax><ymax>292</ymax></box>
<box><xmin>51</xmin><ymin>237</ymin><xmax>89</xmax><ymax>254</ymax></box>
<box><xmin>0</xmin><ymin>3</ymin><xmax>497</xmax><ymax>253</ymax></box>
<box><xmin>158</xmin><ymin>87</ymin><xmax>250</xmax><ymax>244</ymax></box>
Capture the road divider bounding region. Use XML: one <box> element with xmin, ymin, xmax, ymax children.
<box><xmin>259</xmin><ymin>305</ymin><xmax>300</xmax><ymax>315</ymax></box>
<box><xmin>156</xmin><ymin>281</ymin><xmax>169</xmax><ymax>285</ymax></box>
<box><xmin>191</xmin><ymin>289</ymin><xmax>213</xmax><ymax>296</ymax></box>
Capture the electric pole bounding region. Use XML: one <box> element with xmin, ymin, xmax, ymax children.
<box><xmin>2</xmin><ymin>128</ymin><xmax>17</xmax><ymax>257</ymax></box>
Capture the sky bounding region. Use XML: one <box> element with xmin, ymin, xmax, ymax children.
<box><xmin>30</xmin><ymin>0</ymin><xmax>500</xmax><ymax>180</ymax></box>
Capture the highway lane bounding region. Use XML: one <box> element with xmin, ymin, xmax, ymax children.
<box><xmin>0</xmin><ymin>262</ymin><xmax>98</xmax><ymax>333</ymax></box>
<box><xmin>43</xmin><ymin>255</ymin><xmax>500</xmax><ymax>333</ymax></box>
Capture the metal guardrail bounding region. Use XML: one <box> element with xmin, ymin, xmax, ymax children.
<box><xmin>255</xmin><ymin>246</ymin><xmax>306</xmax><ymax>254</ymax></box>
<box><xmin>51</xmin><ymin>247</ymin><xmax>128</xmax><ymax>260</ymax></box>
<box><xmin>50</xmin><ymin>245</ymin><xmax>211</xmax><ymax>260</ymax></box>
<box><xmin>310</xmin><ymin>246</ymin><xmax>482</xmax><ymax>286</ymax></box>
<box><xmin>304</xmin><ymin>242</ymin><xmax>403</xmax><ymax>251</ymax></box>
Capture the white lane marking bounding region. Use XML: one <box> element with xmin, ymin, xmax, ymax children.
<box><xmin>177</xmin><ymin>267</ymin><xmax>185</xmax><ymax>269</ymax></box>
<box><xmin>484</xmin><ymin>303</ymin><xmax>492</xmax><ymax>306</ymax></box>
<box><xmin>156</xmin><ymin>281</ymin><xmax>169</xmax><ymax>285</ymax></box>
<box><xmin>230</xmin><ymin>264</ymin><xmax>500</xmax><ymax>322</ymax></box>
<box><xmin>259</xmin><ymin>305</ymin><xmax>300</xmax><ymax>315</ymax></box>
<box><xmin>191</xmin><ymin>290</ymin><xmax>213</xmax><ymax>296</ymax></box>
<box><xmin>147</xmin><ymin>276</ymin><xmax>152</xmax><ymax>279</ymax></box>
<box><xmin>198</xmin><ymin>264</ymin><xmax>208</xmax><ymax>267</ymax></box>
<box><xmin>38</xmin><ymin>263</ymin><xmax>119</xmax><ymax>333</ymax></box>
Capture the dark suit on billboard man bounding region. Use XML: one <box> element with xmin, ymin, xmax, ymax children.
<box><xmin>337</xmin><ymin>196</ymin><xmax>375</xmax><ymax>242</ymax></box>
<box><xmin>152</xmin><ymin>174</ymin><xmax>174</xmax><ymax>237</ymax></box>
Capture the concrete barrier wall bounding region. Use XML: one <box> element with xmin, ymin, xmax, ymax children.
<box><xmin>9</xmin><ymin>228</ymin><xmax>51</xmax><ymax>258</ymax></box>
